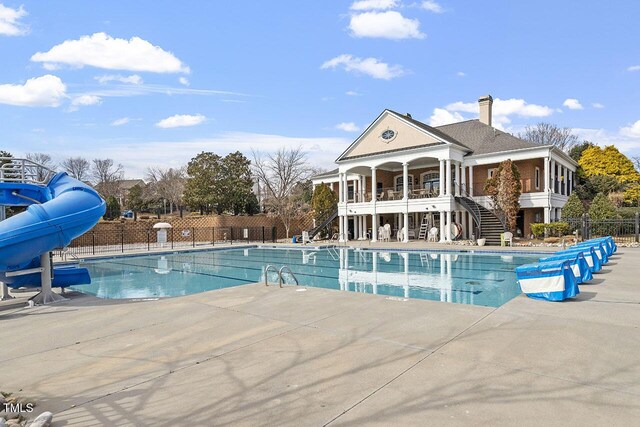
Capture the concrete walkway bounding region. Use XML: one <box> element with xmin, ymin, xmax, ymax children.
<box><xmin>0</xmin><ymin>248</ymin><xmax>639</xmax><ymax>426</ymax></box>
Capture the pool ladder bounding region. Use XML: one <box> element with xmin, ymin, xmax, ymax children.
<box><xmin>264</xmin><ymin>265</ymin><xmax>299</xmax><ymax>288</ymax></box>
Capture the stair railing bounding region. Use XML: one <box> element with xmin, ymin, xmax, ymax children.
<box><xmin>0</xmin><ymin>157</ymin><xmax>55</xmax><ymax>185</ymax></box>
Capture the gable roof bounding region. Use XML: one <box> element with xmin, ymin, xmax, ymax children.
<box><xmin>336</xmin><ymin>110</ymin><xmax>473</xmax><ymax>162</ymax></box>
<box><xmin>434</xmin><ymin>119</ymin><xmax>539</xmax><ymax>156</ymax></box>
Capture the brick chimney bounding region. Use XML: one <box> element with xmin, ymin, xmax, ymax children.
<box><xmin>478</xmin><ymin>95</ymin><xmax>493</xmax><ymax>127</ymax></box>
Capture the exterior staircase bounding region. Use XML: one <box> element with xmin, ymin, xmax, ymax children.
<box><xmin>308</xmin><ymin>208</ymin><xmax>338</xmax><ymax>239</ymax></box>
<box><xmin>455</xmin><ymin>196</ymin><xmax>505</xmax><ymax>245</ymax></box>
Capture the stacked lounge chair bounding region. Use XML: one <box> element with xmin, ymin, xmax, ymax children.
<box><xmin>515</xmin><ymin>236</ymin><xmax>617</xmax><ymax>302</ymax></box>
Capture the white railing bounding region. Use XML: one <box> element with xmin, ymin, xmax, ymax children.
<box><xmin>0</xmin><ymin>157</ymin><xmax>55</xmax><ymax>185</ymax></box>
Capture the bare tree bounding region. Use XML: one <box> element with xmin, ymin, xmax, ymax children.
<box><xmin>61</xmin><ymin>157</ymin><xmax>91</xmax><ymax>181</ymax></box>
<box><xmin>145</xmin><ymin>166</ymin><xmax>186</xmax><ymax>214</ymax></box>
<box><xmin>25</xmin><ymin>152</ymin><xmax>54</xmax><ymax>181</ymax></box>
<box><xmin>252</xmin><ymin>147</ymin><xmax>312</xmax><ymax>238</ymax></box>
<box><xmin>518</xmin><ymin>122</ymin><xmax>579</xmax><ymax>151</ymax></box>
<box><xmin>92</xmin><ymin>158</ymin><xmax>124</xmax><ymax>197</ymax></box>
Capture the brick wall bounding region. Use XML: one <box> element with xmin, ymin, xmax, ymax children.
<box><xmin>76</xmin><ymin>213</ymin><xmax>314</xmax><ymax>247</ymax></box>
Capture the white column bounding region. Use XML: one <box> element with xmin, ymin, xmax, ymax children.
<box><xmin>338</xmin><ymin>173</ymin><xmax>344</xmax><ymax>203</ymax></box>
<box><xmin>371</xmin><ymin>167</ymin><xmax>377</xmax><ymax>203</ymax></box>
<box><xmin>403</xmin><ymin>211</ymin><xmax>409</xmax><ymax>243</ymax></box>
<box><xmin>544</xmin><ymin>157</ymin><xmax>550</xmax><ymax>193</ymax></box>
<box><xmin>460</xmin><ymin>211</ymin><xmax>467</xmax><ymax>239</ymax></box>
<box><xmin>445</xmin><ymin>159</ymin><xmax>452</xmax><ymax>196</ymax></box>
<box><xmin>469</xmin><ymin>165</ymin><xmax>474</xmax><ymax>196</ymax></box>
<box><xmin>363</xmin><ymin>215</ymin><xmax>367</xmax><ymax>239</ymax></box>
<box><xmin>402</xmin><ymin>162</ymin><xmax>409</xmax><ymax>200</ymax></box>
<box><xmin>460</xmin><ymin>165</ymin><xmax>466</xmax><ymax>196</ymax></box>
<box><xmin>468</xmin><ymin>211</ymin><xmax>474</xmax><ymax>239</ymax></box>
<box><xmin>454</xmin><ymin>161</ymin><xmax>461</xmax><ymax>196</ymax></box>
<box><xmin>338</xmin><ymin>214</ymin><xmax>344</xmax><ymax>240</ymax></box>
<box><xmin>439</xmin><ymin>160</ymin><xmax>445</xmax><ymax>197</ymax></box>
<box><xmin>563</xmin><ymin>166</ymin><xmax>568</xmax><ymax>195</ymax></box>
<box><xmin>550</xmin><ymin>160</ymin><xmax>556</xmax><ymax>194</ymax></box>
<box><xmin>544</xmin><ymin>207</ymin><xmax>550</xmax><ymax>223</ymax></box>
<box><xmin>439</xmin><ymin>211</ymin><xmax>446</xmax><ymax>242</ymax></box>
<box><xmin>446</xmin><ymin>211</ymin><xmax>453</xmax><ymax>242</ymax></box>
<box><xmin>371</xmin><ymin>214</ymin><xmax>378</xmax><ymax>242</ymax></box>
<box><xmin>353</xmin><ymin>216</ymin><xmax>359</xmax><ymax>240</ymax></box>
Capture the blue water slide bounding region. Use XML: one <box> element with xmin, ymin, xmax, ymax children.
<box><xmin>0</xmin><ymin>172</ymin><xmax>106</xmax><ymax>288</ymax></box>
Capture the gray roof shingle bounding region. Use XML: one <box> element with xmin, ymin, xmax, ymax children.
<box><xmin>435</xmin><ymin>119</ymin><xmax>540</xmax><ymax>156</ymax></box>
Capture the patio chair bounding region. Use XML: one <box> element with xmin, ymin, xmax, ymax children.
<box><xmin>383</xmin><ymin>223</ymin><xmax>391</xmax><ymax>242</ymax></box>
<box><xmin>428</xmin><ymin>227</ymin><xmax>438</xmax><ymax>242</ymax></box>
<box><xmin>501</xmin><ymin>231</ymin><xmax>513</xmax><ymax>246</ymax></box>
<box><xmin>397</xmin><ymin>227</ymin><xmax>405</xmax><ymax>241</ymax></box>
<box><xmin>387</xmin><ymin>189</ymin><xmax>396</xmax><ymax>200</ymax></box>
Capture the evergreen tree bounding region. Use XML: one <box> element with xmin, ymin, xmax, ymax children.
<box><xmin>183</xmin><ymin>152</ymin><xmax>225</xmax><ymax>214</ymax></box>
<box><xmin>221</xmin><ymin>151</ymin><xmax>255</xmax><ymax>215</ymax></box>
<box><xmin>126</xmin><ymin>184</ymin><xmax>147</xmax><ymax>215</ymax></box>
<box><xmin>104</xmin><ymin>196</ymin><xmax>121</xmax><ymax>220</ymax></box>
<box><xmin>311</xmin><ymin>183</ymin><xmax>338</xmax><ymax>233</ymax></box>
<box><xmin>588</xmin><ymin>192</ymin><xmax>616</xmax><ymax>220</ymax></box>
<box><xmin>562</xmin><ymin>193</ymin><xmax>585</xmax><ymax>219</ymax></box>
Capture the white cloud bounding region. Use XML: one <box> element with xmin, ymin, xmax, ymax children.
<box><xmin>67</xmin><ymin>94</ymin><xmax>102</xmax><ymax>112</ymax></box>
<box><xmin>71</xmin><ymin>94</ymin><xmax>101</xmax><ymax>106</ymax></box>
<box><xmin>111</xmin><ymin>117</ymin><xmax>130</xmax><ymax>126</ymax></box>
<box><xmin>592</xmin><ymin>102</ymin><xmax>605</xmax><ymax>109</ymax></box>
<box><xmin>336</xmin><ymin>122</ymin><xmax>360</xmax><ymax>132</ymax></box>
<box><xmin>430</xmin><ymin>97</ymin><xmax>556</xmax><ymax>129</ymax></box>
<box><xmin>350</xmin><ymin>0</ymin><xmax>398</xmax><ymax>10</ymax></box>
<box><xmin>321</xmin><ymin>54</ymin><xmax>405</xmax><ymax>80</ymax></box>
<box><xmin>620</xmin><ymin>119</ymin><xmax>640</xmax><ymax>138</ymax></box>
<box><xmin>563</xmin><ymin>98</ymin><xmax>583</xmax><ymax>110</ymax></box>
<box><xmin>627</xmin><ymin>65</ymin><xmax>640</xmax><ymax>72</ymax></box>
<box><xmin>178</xmin><ymin>77</ymin><xmax>190</xmax><ymax>86</ymax></box>
<box><xmin>156</xmin><ymin>114</ymin><xmax>206</xmax><ymax>129</ymax></box>
<box><xmin>31</xmin><ymin>32</ymin><xmax>190</xmax><ymax>73</ymax></box>
<box><xmin>0</xmin><ymin>74</ymin><xmax>66</xmax><ymax>107</ymax></box>
<box><xmin>345</xmin><ymin>90</ymin><xmax>361</xmax><ymax>96</ymax></box>
<box><xmin>428</xmin><ymin>108</ymin><xmax>465</xmax><ymax>126</ymax></box>
<box><xmin>421</xmin><ymin>1</ymin><xmax>444</xmax><ymax>13</ymax></box>
<box><xmin>456</xmin><ymin>71</ymin><xmax>465</xmax><ymax>77</ymax></box>
<box><xmin>349</xmin><ymin>11</ymin><xmax>425</xmax><ymax>40</ymax></box>
<box><xmin>0</xmin><ymin>3</ymin><xmax>28</xmax><ymax>36</ymax></box>
<box><xmin>95</xmin><ymin>74</ymin><xmax>143</xmax><ymax>85</ymax></box>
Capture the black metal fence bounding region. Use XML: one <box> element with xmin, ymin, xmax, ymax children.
<box><xmin>55</xmin><ymin>226</ymin><xmax>278</xmax><ymax>257</ymax></box>
<box><xmin>560</xmin><ymin>214</ymin><xmax>639</xmax><ymax>244</ymax></box>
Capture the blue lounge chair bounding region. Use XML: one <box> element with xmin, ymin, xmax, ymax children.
<box><xmin>573</xmin><ymin>241</ymin><xmax>608</xmax><ymax>264</ymax></box>
<box><xmin>556</xmin><ymin>246</ymin><xmax>601</xmax><ymax>273</ymax></box>
<box><xmin>515</xmin><ymin>260</ymin><xmax>580</xmax><ymax>301</ymax></box>
<box><xmin>539</xmin><ymin>252</ymin><xmax>592</xmax><ymax>284</ymax></box>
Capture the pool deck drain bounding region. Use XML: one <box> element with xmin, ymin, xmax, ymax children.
<box><xmin>1</xmin><ymin>248</ymin><xmax>639</xmax><ymax>426</ymax></box>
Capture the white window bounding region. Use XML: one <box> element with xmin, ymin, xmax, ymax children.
<box><xmin>535</xmin><ymin>167</ymin><xmax>540</xmax><ymax>190</ymax></box>
<box><xmin>394</xmin><ymin>174</ymin><xmax>414</xmax><ymax>192</ymax></box>
<box><xmin>421</xmin><ymin>172</ymin><xmax>440</xmax><ymax>192</ymax></box>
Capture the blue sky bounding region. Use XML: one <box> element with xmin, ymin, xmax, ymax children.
<box><xmin>1</xmin><ymin>0</ymin><xmax>639</xmax><ymax>177</ymax></box>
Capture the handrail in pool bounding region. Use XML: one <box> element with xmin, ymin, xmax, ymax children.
<box><xmin>264</xmin><ymin>265</ymin><xmax>278</xmax><ymax>286</ymax></box>
<box><xmin>279</xmin><ymin>266</ymin><xmax>299</xmax><ymax>287</ymax></box>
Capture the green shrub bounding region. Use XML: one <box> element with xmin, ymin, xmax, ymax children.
<box><xmin>530</xmin><ymin>222</ymin><xmax>570</xmax><ymax>238</ymax></box>
<box><xmin>562</xmin><ymin>193</ymin><xmax>585</xmax><ymax>219</ymax></box>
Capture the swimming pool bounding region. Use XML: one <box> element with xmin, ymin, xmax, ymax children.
<box><xmin>71</xmin><ymin>247</ymin><xmax>540</xmax><ymax>307</ymax></box>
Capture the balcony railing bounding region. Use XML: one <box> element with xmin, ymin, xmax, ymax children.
<box><xmin>348</xmin><ymin>187</ymin><xmax>441</xmax><ymax>203</ymax></box>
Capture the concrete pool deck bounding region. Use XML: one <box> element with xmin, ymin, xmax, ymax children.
<box><xmin>1</xmin><ymin>247</ymin><xmax>639</xmax><ymax>426</ymax></box>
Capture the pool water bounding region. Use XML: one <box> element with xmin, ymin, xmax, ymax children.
<box><xmin>72</xmin><ymin>247</ymin><xmax>540</xmax><ymax>307</ymax></box>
